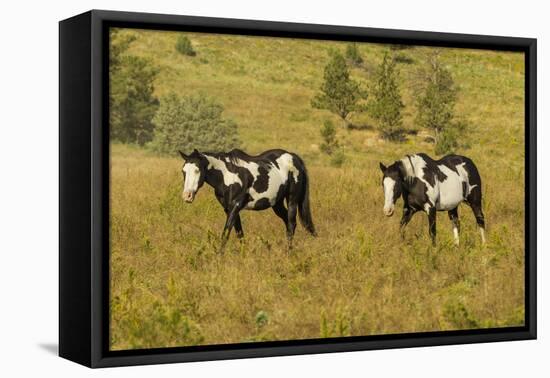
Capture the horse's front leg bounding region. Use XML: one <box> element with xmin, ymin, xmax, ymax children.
<box><xmin>427</xmin><ymin>206</ymin><xmax>437</xmax><ymax>245</ymax></box>
<box><xmin>399</xmin><ymin>207</ymin><xmax>415</xmax><ymax>239</ymax></box>
<box><xmin>220</xmin><ymin>199</ymin><xmax>245</xmax><ymax>252</ymax></box>
<box><xmin>220</xmin><ymin>207</ymin><xmax>238</xmax><ymax>251</ymax></box>
<box><xmin>223</xmin><ymin>210</ymin><xmax>244</xmax><ymax>239</ymax></box>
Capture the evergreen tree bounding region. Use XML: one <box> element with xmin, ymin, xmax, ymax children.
<box><xmin>109</xmin><ymin>29</ymin><xmax>136</xmax><ymax>69</ymax></box>
<box><xmin>415</xmin><ymin>51</ymin><xmax>459</xmax><ymax>150</ymax></box>
<box><xmin>175</xmin><ymin>35</ymin><xmax>196</xmax><ymax>56</ymax></box>
<box><xmin>109</xmin><ymin>30</ymin><xmax>159</xmax><ymax>145</ymax></box>
<box><xmin>345</xmin><ymin>43</ymin><xmax>363</xmax><ymax>66</ymax></box>
<box><xmin>151</xmin><ymin>93</ymin><xmax>240</xmax><ymax>154</ymax></box>
<box><xmin>369</xmin><ymin>52</ymin><xmax>405</xmax><ymax>140</ymax></box>
<box><xmin>311</xmin><ymin>51</ymin><xmax>367</xmax><ymax>128</ymax></box>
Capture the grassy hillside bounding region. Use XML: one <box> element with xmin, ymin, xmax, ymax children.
<box><xmin>109</xmin><ymin>29</ymin><xmax>525</xmax><ymax>350</ymax></box>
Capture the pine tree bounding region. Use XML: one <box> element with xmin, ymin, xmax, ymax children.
<box><xmin>369</xmin><ymin>52</ymin><xmax>405</xmax><ymax>140</ymax></box>
<box><xmin>311</xmin><ymin>51</ymin><xmax>367</xmax><ymax>128</ymax></box>
<box><xmin>175</xmin><ymin>35</ymin><xmax>196</xmax><ymax>56</ymax></box>
<box><xmin>109</xmin><ymin>30</ymin><xmax>159</xmax><ymax>145</ymax></box>
<box><xmin>345</xmin><ymin>43</ymin><xmax>363</xmax><ymax>66</ymax></box>
<box><xmin>415</xmin><ymin>51</ymin><xmax>459</xmax><ymax>149</ymax></box>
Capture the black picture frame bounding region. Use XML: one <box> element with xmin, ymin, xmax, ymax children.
<box><xmin>59</xmin><ymin>9</ymin><xmax>537</xmax><ymax>368</ymax></box>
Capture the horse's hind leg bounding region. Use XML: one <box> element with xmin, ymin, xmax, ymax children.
<box><xmin>286</xmin><ymin>200</ymin><xmax>298</xmax><ymax>249</ymax></box>
<box><xmin>272</xmin><ymin>201</ymin><xmax>289</xmax><ymax>228</ymax></box>
<box><xmin>273</xmin><ymin>201</ymin><xmax>292</xmax><ymax>248</ymax></box>
<box><xmin>466</xmin><ymin>187</ymin><xmax>486</xmax><ymax>245</ymax></box>
<box><xmin>233</xmin><ymin>214</ymin><xmax>244</xmax><ymax>239</ymax></box>
<box><xmin>427</xmin><ymin>206</ymin><xmax>437</xmax><ymax>246</ymax></box>
<box><xmin>448</xmin><ymin>207</ymin><xmax>460</xmax><ymax>246</ymax></box>
<box><xmin>470</xmin><ymin>203</ymin><xmax>486</xmax><ymax>244</ymax></box>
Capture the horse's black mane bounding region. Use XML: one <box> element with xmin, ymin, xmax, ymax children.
<box><xmin>189</xmin><ymin>149</ymin><xmax>249</xmax><ymax>164</ymax></box>
<box><xmin>385</xmin><ymin>153</ymin><xmax>448</xmax><ymax>187</ymax></box>
<box><xmin>196</xmin><ymin>148</ymin><xmax>287</xmax><ymax>165</ymax></box>
<box><xmin>225</xmin><ymin>149</ymin><xmax>253</xmax><ymax>163</ymax></box>
<box><xmin>417</xmin><ymin>153</ymin><xmax>468</xmax><ymax>168</ymax></box>
<box><xmin>386</xmin><ymin>160</ymin><xmax>406</xmax><ymax>178</ymax></box>
<box><xmin>392</xmin><ymin>153</ymin><xmax>466</xmax><ymax>182</ymax></box>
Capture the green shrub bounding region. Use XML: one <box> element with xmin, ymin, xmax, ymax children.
<box><xmin>318</xmin><ymin>119</ymin><xmax>345</xmax><ymax>166</ymax></box>
<box><xmin>319</xmin><ymin>120</ymin><xmax>339</xmax><ymax>155</ymax></box>
<box><xmin>443</xmin><ymin>299</ymin><xmax>479</xmax><ymax>329</ymax></box>
<box><xmin>151</xmin><ymin>93</ymin><xmax>240</xmax><ymax>154</ymax></box>
<box><xmin>434</xmin><ymin>120</ymin><xmax>469</xmax><ymax>155</ymax></box>
<box><xmin>255</xmin><ymin>311</ymin><xmax>269</xmax><ymax>329</ymax></box>
<box><xmin>175</xmin><ymin>35</ymin><xmax>196</xmax><ymax>56</ymax></box>
<box><xmin>123</xmin><ymin>301</ymin><xmax>204</xmax><ymax>348</ymax></box>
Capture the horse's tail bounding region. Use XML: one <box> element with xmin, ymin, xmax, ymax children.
<box><xmin>294</xmin><ymin>155</ymin><xmax>317</xmax><ymax>236</ymax></box>
<box><xmin>460</xmin><ymin>156</ymin><xmax>482</xmax><ymax>197</ymax></box>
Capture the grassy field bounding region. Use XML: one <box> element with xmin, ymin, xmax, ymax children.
<box><xmin>109</xmin><ymin>29</ymin><xmax>525</xmax><ymax>350</ymax></box>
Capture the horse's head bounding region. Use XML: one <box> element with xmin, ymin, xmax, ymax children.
<box><xmin>379</xmin><ymin>161</ymin><xmax>404</xmax><ymax>217</ymax></box>
<box><xmin>179</xmin><ymin>149</ymin><xmax>208</xmax><ymax>203</ymax></box>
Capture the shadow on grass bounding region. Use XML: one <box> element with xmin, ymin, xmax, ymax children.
<box><xmin>346</xmin><ymin>122</ymin><xmax>375</xmax><ymax>131</ymax></box>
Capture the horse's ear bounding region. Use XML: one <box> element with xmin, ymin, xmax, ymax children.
<box><xmin>379</xmin><ymin>162</ymin><xmax>387</xmax><ymax>173</ymax></box>
<box><xmin>179</xmin><ymin>150</ymin><xmax>188</xmax><ymax>160</ymax></box>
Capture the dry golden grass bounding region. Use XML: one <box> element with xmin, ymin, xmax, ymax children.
<box><xmin>109</xmin><ymin>29</ymin><xmax>525</xmax><ymax>350</ymax></box>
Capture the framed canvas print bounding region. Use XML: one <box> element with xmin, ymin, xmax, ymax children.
<box><xmin>59</xmin><ymin>10</ymin><xmax>536</xmax><ymax>368</ymax></box>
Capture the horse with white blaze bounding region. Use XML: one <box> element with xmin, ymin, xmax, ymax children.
<box><xmin>379</xmin><ymin>153</ymin><xmax>486</xmax><ymax>246</ymax></box>
<box><xmin>179</xmin><ymin>148</ymin><xmax>317</xmax><ymax>250</ymax></box>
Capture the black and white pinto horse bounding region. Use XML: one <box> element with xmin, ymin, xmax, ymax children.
<box><xmin>379</xmin><ymin>153</ymin><xmax>486</xmax><ymax>246</ymax></box>
<box><xmin>179</xmin><ymin>148</ymin><xmax>316</xmax><ymax>250</ymax></box>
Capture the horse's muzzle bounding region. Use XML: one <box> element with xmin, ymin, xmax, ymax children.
<box><xmin>182</xmin><ymin>191</ymin><xmax>195</xmax><ymax>203</ymax></box>
<box><xmin>384</xmin><ymin>207</ymin><xmax>394</xmax><ymax>217</ymax></box>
